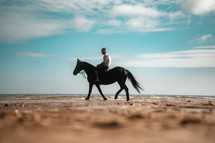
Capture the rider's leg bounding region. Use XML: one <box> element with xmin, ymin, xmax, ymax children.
<box><xmin>94</xmin><ymin>69</ymin><xmax>99</xmax><ymax>82</ymax></box>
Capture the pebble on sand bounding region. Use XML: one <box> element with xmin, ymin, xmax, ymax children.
<box><xmin>208</xmin><ymin>101</ymin><xmax>214</xmax><ymax>106</ymax></box>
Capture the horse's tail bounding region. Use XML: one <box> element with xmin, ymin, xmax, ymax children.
<box><xmin>126</xmin><ymin>70</ymin><xmax>143</xmax><ymax>93</ymax></box>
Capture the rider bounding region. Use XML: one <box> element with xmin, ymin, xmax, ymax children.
<box><xmin>94</xmin><ymin>48</ymin><xmax>111</xmax><ymax>82</ymax></box>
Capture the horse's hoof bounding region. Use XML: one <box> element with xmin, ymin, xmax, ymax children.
<box><xmin>104</xmin><ymin>98</ymin><xmax>107</xmax><ymax>100</ymax></box>
<box><xmin>85</xmin><ymin>98</ymin><xmax>90</xmax><ymax>100</ymax></box>
<box><xmin>114</xmin><ymin>96</ymin><xmax>118</xmax><ymax>100</ymax></box>
<box><xmin>127</xmin><ymin>98</ymin><xmax>130</xmax><ymax>101</ymax></box>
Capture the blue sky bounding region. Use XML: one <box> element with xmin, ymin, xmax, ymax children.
<box><xmin>0</xmin><ymin>0</ymin><xmax>215</xmax><ymax>95</ymax></box>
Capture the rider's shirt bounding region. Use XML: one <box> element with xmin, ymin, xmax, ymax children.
<box><xmin>103</xmin><ymin>53</ymin><xmax>111</xmax><ymax>68</ymax></box>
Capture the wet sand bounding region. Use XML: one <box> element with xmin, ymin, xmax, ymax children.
<box><xmin>0</xmin><ymin>95</ymin><xmax>215</xmax><ymax>143</ymax></box>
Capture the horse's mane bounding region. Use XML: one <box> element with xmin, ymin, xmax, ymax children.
<box><xmin>81</xmin><ymin>61</ymin><xmax>95</xmax><ymax>68</ymax></box>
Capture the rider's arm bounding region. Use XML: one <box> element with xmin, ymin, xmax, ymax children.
<box><xmin>102</xmin><ymin>55</ymin><xmax>107</xmax><ymax>65</ymax></box>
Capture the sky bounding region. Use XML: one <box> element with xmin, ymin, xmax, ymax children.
<box><xmin>0</xmin><ymin>0</ymin><xmax>215</xmax><ymax>95</ymax></box>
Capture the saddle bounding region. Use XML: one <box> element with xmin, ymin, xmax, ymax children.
<box><xmin>96</xmin><ymin>64</ymin><xmax>109</xmax><ymax>72</ymax></box>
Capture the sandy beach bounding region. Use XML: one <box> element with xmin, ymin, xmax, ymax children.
<box><xmin>0</xmin><ymin>94</ymin><xmax>215</xmax><ymax>143</ymax></box>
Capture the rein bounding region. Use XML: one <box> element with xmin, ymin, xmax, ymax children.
<box><xmin>80</xmin><ymin>71</ymin><xmax>87</xmax><ymax>79</ymax></box>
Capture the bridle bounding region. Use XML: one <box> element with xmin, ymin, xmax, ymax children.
<box><xmin>80</xmin><ymin>70</ymin><xmax>87</xmax><ymax>79</ymax></box>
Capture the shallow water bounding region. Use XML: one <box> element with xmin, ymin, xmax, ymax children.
<box><xmin>0</xmin><ymin>94</ymin><xmax>215</xmax><ymax>104</ymax></box>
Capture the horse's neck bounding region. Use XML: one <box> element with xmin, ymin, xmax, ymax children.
<box><xmin>81</xmin><ymin>62</ymin><xmax>95</xmax><ymax>75</ymax></box>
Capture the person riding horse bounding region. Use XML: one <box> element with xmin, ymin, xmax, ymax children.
<box><xmin>73</xmin><ymin>47</ymin><xmax>143</xmax><ymax>101</ymax></box>
<box><xmin>94</xmin><ymin>48</ymin><xmax>111</xmax><ymax>83</ymax></box>
<box><xmin>73</xmin><ymin>59</ymin><xmax>143</xmax><ymax>101</ymax></box>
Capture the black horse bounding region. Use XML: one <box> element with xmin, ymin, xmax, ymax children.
<box><xmin>73</xmin><ymin>59</ymin><xmax>143</xmax><ymax>101</ymax></box>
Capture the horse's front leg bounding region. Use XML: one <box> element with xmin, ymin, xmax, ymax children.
<box><xmin>85</xmin><ymin>83</ymin><xmax>93</xmax><ymax>100</ymax></box>
<box><xmin>95</xmin><ymin>84</ymin><xmax>107</xmax><ymax>100</ymax></box>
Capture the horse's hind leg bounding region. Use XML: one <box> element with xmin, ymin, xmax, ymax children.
<box><xmin>95</xmin><ymin>84</ymin><xmax>107</xmax><ymax>100</ymax></box>
<box><xmin>120</xmin><ymin>83</ymin><xmax>130</xmax><ymax>101</ymax></box>
<box><xmin>117</xmin><ymin>81</ymin><xmax>130</xmax><ymax>101</ymax></box>
<box><xmin>85</xmin><ymin>83</ymin><xmax>93</xmax><ymax>100</ymax></box>
<box><xmin>124</xmin><ymin>85</ymin><xmax>130</xmax><ymax>101</ymax></box>
<box><xmin>115</xmin><ymin>88</ymin><xmax>123</xmax><ymax>99</ymax></box>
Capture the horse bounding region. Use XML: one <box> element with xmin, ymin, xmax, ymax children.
<box><xmin>73</xmin><ymin>59</ymin><xmax>143</xmax><ymax>101</ymax></box>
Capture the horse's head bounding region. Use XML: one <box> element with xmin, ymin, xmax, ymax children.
<box><xmin>73</xmin><ymin>59</ymin><xmax>82</xmax><ymax>75</ymax></box>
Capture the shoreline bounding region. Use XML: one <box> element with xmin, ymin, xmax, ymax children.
<box><xmin>1</xmin><ymin>94</ymin><xmax>214</xmax><ymax>103</ymax></box>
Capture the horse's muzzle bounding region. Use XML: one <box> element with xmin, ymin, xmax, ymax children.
<box><xmin>73</xmin><ymin>71</ymin><xmax>78</xmax><ymax>75</ymax></box>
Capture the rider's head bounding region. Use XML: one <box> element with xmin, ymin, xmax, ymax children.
<box><xmin>101</xmin><ymin>48</ymin><xmax>106</xmax><ymax>55</ymax></box>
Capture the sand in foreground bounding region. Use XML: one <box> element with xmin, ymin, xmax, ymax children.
<box><xmin>0</xmin><ymin>95</ymin><xmax>215</xmax><ymax>143</ymax></box>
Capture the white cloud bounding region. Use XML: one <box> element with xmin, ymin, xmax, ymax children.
<box><xmin>182</xmin><ymin>0</ymin><xmax>215</xmax><ymax>15</ymax></box>
<box><xmin>168</xmin><ymin>11</ymin><xmax>190</xmax><ymax>24</ymax></box>
<box><xmin>0</xmin><ymin>0</ymin><xmax>197</xmax><ymax>43</ymax></box>
<box><xmin>0</xmin><ymin>10</ymin><xmax>94</xmax><ymax>43</ymax></box>
<box><xmin>126</xmin><ymin>17</ymin><xmax>159</xmax><ymax>30</ymax></box>
<box><xmin>192</xmin><ymin>34</ymin><xmax>214</xmax><ymax>43</ymax></box>
<box><xmin>0</xmin><ymin>1</ymin><xmax>96</xmax><ymax>43</ymax></box>
<box><xmin>72</xmin><ymin>16</ymin><xmax>95</xmax><ymax>32</ymax></box>
<box><xmin>97</xmin><ymin>27</ymin><xmax>177</xmax><ymax>34</ymax></box>
<box><xmin>106</xmin><ymin>19</ymin><xmax>122</xmax><ymax>26</ymax></box>
<box><xmin>196</xmin><ymin>34</ymin><xmax>213</xmax><ymax>42</ymax></box>
<box><xmin>0</xmin><ymin>11</ymin><xmax>63</xmax><ymax>43</ymax></box>
<box><xmin>109</xmin><ymin>4</ymin><xmax>165</xmax><ymax>18</ymax></box>
<box><xmin>169</xmin><ymin>11</ymin><xmax>186</xmax><ymax>21</ymax></box>
<box><xmin>108</xmin><ymin>3</ymin><xmax>172</xmax><ymax>32</ymax></box>
<box><xmin>194</xmin><ymin>45</ymin><xmax>215</xmax><ymax>49</ymax></box>
<box><xmin>96</xmin><ymin>29</ymin><xmax>126</xmax><ymax>34</ymax></box>
<box><xmin>36</xmin><ymin>0</ymin><xmax>122</xmax><ymax>14</ymax></box>
<box><xmin>146</xmin><ymin>27</ymin><xmax>178</xmax><ymax>32</ymax></box>
<box><xmin>14</xmin><ymin>51</ymin><xmax>51</xmax><ymax>58</ymax></box>
<box><xmin>144</xmin><ymin>0</ymin><xmax>181</xmax><ymax>6</ymax></box>
<box><xmin>119</xmin><ymin>47</ymin><xmax>215</xmax><ymax>68</ymax></box>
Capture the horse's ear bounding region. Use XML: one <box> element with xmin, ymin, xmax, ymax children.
<box><xmin>77</xmin><ymin>59</ymin><xmax>80</xmax><ymax>62</ymax></box>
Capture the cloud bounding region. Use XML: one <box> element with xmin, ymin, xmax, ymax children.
<box><xmin>109</xmin><ymin>4</ymin><xmax>165</xmax><ymax>18</ymax></box>
<box><xmin>72</xmin><ymin>16</ymin><xmax>95</xmax><ymax>32</ymax></box>
<box><xmin>96</xmin><ymin>28</ymin><xmax>126</xmax><ymax>34</ymax></box>
<box><xmin>119</xmin><ymin>47</ymin><xmax>215</xmax><ymax>68</ymax></box>
<box><xmin>182</xmin><ymin>0</ymin><xmax>215</xmax><ymax>15</ymax></box>
<box><xmin>0</xmin><ymin>1</ymin><xmax>95</xmax><ymax>43</ymax></box>
<box><xmin>35</xmin><ymin>0</ymin><xmax>121</xmax><ymax>14</ymax></box>
<box><xmin>126</xmin><ymin>17</ymin><xmax>158</xmax><ymax>30</ymax></box>
<box><xmin>143</xmin><ymin>0</ymin><xmax>181</xmax><ymax>6</ymax></box>
<box><xmin>0</xmin><ymin>0</ymin><xmax>199</xmax><ymax>43</ymax></box>
<box><xmin>13</xmin><ymin>51</ymin><xmax>52</xmax><ymax>58</ymax></box>
<box><xmin>106</xmin><ymin>3</ymin><xmax>186</xmax><ymax>33</ymax></box>
<box><xmin>146</xmin><ymin>27</ymin><xmax>178</xmax><ymax>32</ymax></box>
<box><xmin>194</xmin><ymin>45</ymin><xmax>215</xmax><ymax>49</ymax></box>
<box><xmin>169</xmin><ymin>11</ymin><xmax>186</xmax><ymax>21</ymax></box>
<box><xmin>108</xmin><ymin>4</ymin><xmax>167</xmax><ymax>32</ymax></box>
<box><xmin>0</xmin><ymin>11</ymin><xmax>63</xmax><ymax>43</ymax></box>
<box><xmin>197</xmin><ymin>34</ymin><xmax>213</xmax><ymax>42</ymax></box>
<box><xmin>168</xmin><ymin>11</ymin><xmax>191</xmax><ymax>24</ymax></box>
<box><xmin>97</xmin><ymin>26</ymin><xmax>181</xmax><ymax>34</ymax></box>
<box><xmin>106</xmin><ymin>19</ymin><xmax>122</xmax><ymax>26</ymax></box>
<box><xmin>192</xmin><ymin>34</ymin><xmax>214</xmax><ymax>43</ymax></box>
<box><xmin>0</xmin><ymin>10</ymin><xmax>94</xmax><ymax>43</ymax></box>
